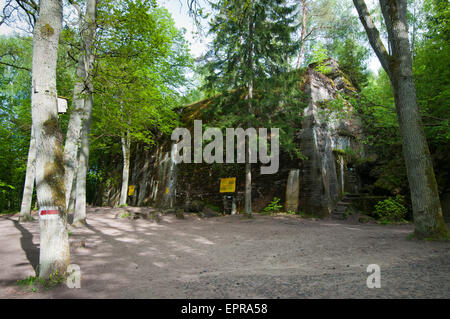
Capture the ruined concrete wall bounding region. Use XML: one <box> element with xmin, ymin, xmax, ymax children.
<box><xmin>97</xmin><ymin>60</ymin><xmax>363</xmax><ymax>216</ymax></box>
<box><xmin>298</xmin><ymin>60</ymin><xmax>362</xmax><ymax>216</ymax></box>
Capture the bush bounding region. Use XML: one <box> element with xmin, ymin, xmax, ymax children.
<box><xmin>261</xmin><ymin>197</ymin><xmax>283</xmax><ymax>214</ymax></box>
<box><xmin>374</xmin><ymin>195</ymin><xmax>407</xmax><ymax>223</ymax></box>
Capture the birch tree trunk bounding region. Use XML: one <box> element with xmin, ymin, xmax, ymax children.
<box><xmin>245</xmin><ymin>3</ymin><xmax>254</xmax><ymax>216</ymax></box>
<box><xmin>19</xmin><ymin>127</ymin><xmax>36</xmax><ymax>222</ymax></box>
<box><xmin>353</xmin><ymin>0</ymin><xmax>448</xmax><ymax>238</ymax></box>
<box><xmin>67</xmin><ymin>168</ymin><xmax>77</xmax><ymax>213</ymax></box>
<box><xmin>64</xmin><ymin>0</ymin><xmax>97</xmax><ymax>214</ymax></box>
<box><xmin>119</xmin><ymin>132</ymin><xmax>131</xmax><ymax>206</ymax></box>
<box><xmin>137</xmin><ymin>148</ymin><xmax>150</xmax><ymax>206</ymax></box>
<box><xmin>245</xmin><ymin>81</ymin><xmax>253</xmax><ymax>215</ymax></box>
<box><xmin>32</xmin><ymin>0</ymin><xmax>70</xmax><ymax>279</ymax></box>
<box><xmin>71</xmin><ymin>0</ymin><xmax>97</xmax><ymax>225</ymax></box>
<box><xmin>63</xmin><ymin>57</ymin><xmax>86</xmax><ymax>213</ymax></box>
<box><xmin>73</xmin><ymin>94</ymin><xmax>93</xmax><ymax>225</ymax></box>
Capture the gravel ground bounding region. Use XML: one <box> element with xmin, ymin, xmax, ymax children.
<box><xmin>0</xmin><ymin>207</ymin><xmax>449</xmax><ymax>299</ymax></box>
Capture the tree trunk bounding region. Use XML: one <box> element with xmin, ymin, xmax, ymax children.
<box><xmin>245</xmin><ymin>79</ymin><xmax>253</xmax><ymax>215</ymax></box>
<box><xmin>245</xmin><ymin>2</ymin><xmax>254</xmax><ymax>215</ymax></box>
<box><xmin>63</xmin><ymin>56</ymin><xmax>86</xmax><ymax>213</ymax></box>
<box><xmin>119</xmin><ymin>132</ymin><xmax>131</xmax><ymax>206</ymax></box>
<box><xmin>353</xmin><ymin>0</ymin><xmax>448</xmax><ymax>238</ymax></box>
<box><xmin>73</xmin><ymin>93</ymin><xmax>93</xmax><ymax>225</ymax></box>
<box><xmin>64</xmin><ymin>0</ymin><xmax>97</xmax><ymax>214</ymax></box>
<box><xmin>130</xmin><ymin>144</ymin><xmax>140</xmax><ymax>206</ymax></box>
<box><xmin>137</xmin><ymin>148</ymin><xmax>150</xmax><ymax>206</ymax></box>
<box><xmin>32</xmin><ymin>0</ymin><xmax>70</xmax><ymax>279</ymax></box>
<box><xmin>67</xmin><ymin>167</ymin><xmax>77</xmax><ymax>213</ymax></box>
<box><xmin>296</xmin><ymin>0</ymin><xmax>307</xmax><ymax>69</ymax></box>
<box><xmin>19</xmin><ymin>127</ymin><xmax>36</xmax><ymax>222</ymax></box>
<box><xmin>71</xmin><ymin>0</ymin><xmax>96</xmax><ymax>225</ymax></box>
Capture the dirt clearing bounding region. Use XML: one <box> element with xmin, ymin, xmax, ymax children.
<box><xmin>0</xmin><ymin>207</ymin><xmax>449</xmax><ymax>298</ymax></box>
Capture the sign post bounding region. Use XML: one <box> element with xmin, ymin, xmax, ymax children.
<box><xmin>220</xmin><ymin>178</ymin><xmax>236</xmax><ymax>215</ymax></box>
<box><xmin>128</xmin><ymin>185</ymin><xmax>135</xmax><ymax>197</ymax></box>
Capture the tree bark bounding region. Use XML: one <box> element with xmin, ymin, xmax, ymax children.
<box><xmin>245</xmin><ymin>1</ymin><xmax>254</xmax><ymax>215</ymax></box>
<box><xmin>19</xmin><ymin>127</ymin><xmax>36</xmax><ymax>222</ymax></box>
<box><xmin>73</xmin><ymin>93</ymin><xmax>93</xmax><ymax>225</ymax></box>
<box><xmin>32</xmin><ymin>0</ymin><xmax>70</xmax><ymax>279</ymax></box>
<box><xmin>67</xmin><ymin>166</ymin><xmax>77</xmax><ymax>213</ymax></box>
<box><xmin>119</xmin><ymin>132</ymin><xmax>131</xmax><ymax>206</ymax></box>
<box><xmin>71</xmin><ymin>0</ymin><xmax>96</xmax><ymax>225</ymax></box>
<box><xmin>64</xmin><ymin>0</ymin><xmax>97</xmax><ymax>214</ymax></box>
<box><xmin>63</xmin><ymin>54</ymin><xmax>86</xmax><ymax>213</ymax></box>
<box><xmin>353</xmin><ymin>0</ymin><xmax>448</xmax><ymax>238</ymax></box>
<box><xmin>137</xmin><ymin>148</ymin><xmax>150</xmax><ymax>206</ymax></box>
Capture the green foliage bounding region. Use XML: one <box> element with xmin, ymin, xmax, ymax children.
<box><xmin>197</xmin><ymin>70</ymin><xmax>308</xmax><ymax>160</ymax></box>
<box><xmin>261</xmin><ymin>197</ymin><xmax>283</xmax><ymax>214</ymax></box>
<box><xmin>199</xmin><ymin>0</ymin><xmax>303</xmax><ymax>163</ymax></box>
<box><xmin>350</xmin><ymin>0</ymin><xmax>449</xmax><ymax>201</ymax></box>
<box><xmin>310</xmin><ymin>44</ymin><xmax>331</xmax><ymax>74</ymax></box>
<box><xmin>333</xmin><ymin>38</ymin><xmax>369</xmax><ymax>89</ymax></box>
<box><xmin>93</xmin><ymin>0</ymin><xmax>192</xmax><ymax>145</ymax></box>
<box><xmin>204</xmin><ymin>0</ymin><xmax>299</xmax><ymax>93</ymax></box>
<box><xmin>374</xmin><ymin>195</ymin><xmax>408</xmax><ymax>223</ymax></box>
<box><xmin>0</xmin><ymin>36</ymin><xmax>33</xmax><ymax>211</ymax></box>
<box><xmin>350</xmin><ymin>71</ymin><xmax>407</xmax><ymax>195</ymax></box>
<box><xmin>412</xmin><ymin>0</ymin><xmax>450</xmax><ymax>196</ymax></box>
<box><xmin>17</xmin><ymin>269</ymin><xmax>67</xmax><ymax>292</ymax></box>
<box><xmin>87</xmin><ymin>1</ymin><xmax>193</xmax><ymax>196</ymax></box>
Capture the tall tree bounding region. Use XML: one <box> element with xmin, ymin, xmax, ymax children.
<box><xmin>353</xmin><ymin>0</ymin><xmax>448</xmax><ymax>238</ymax></box>
<box><xmin>19</xmin><ymin>126</ymin><xmax>35</xmax><ymax>221</ymax></box>
<box><xmin>205</xmin><ymin>0</ymin><xmax>299</xmax><ymax>214</ymax></box>
<box><xmin>296</xmin><ymin>0</ymin><xmax>307</xmax><ymax>68</ymax></box>
<box><xmin>92</xmin><ymin>0</ymin><xmax>191</xmax><ymax>206</ymax></box>
<box><xmin>0</xmin><ymin>35</ymin><xmax>34</xmax><ymax>217</ymax></box>
<box><xmin>70</xmin><ymin>0</ymin><xmax>97</xmax><ymax>225</ymax></box>
<box><xmin>31</xmin><ymin>0</ymin><xmax>70</xmax><ymax>278</ymax></box>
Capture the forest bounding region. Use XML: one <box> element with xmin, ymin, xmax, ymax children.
<box><xmin>0</xmin><ymin>0</ymin><xmax>449</xmax><ymax>299</ymax></box>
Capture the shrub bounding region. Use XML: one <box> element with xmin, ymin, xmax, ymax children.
<box><xmin>374</xmin><ymin>195</ymin><xmax>408</xmax><ymax>223</ymax></box>
<box><xmin>261</xmin><ymin>197</ymin><xmax>283</xmax><ymax>214</ymax></box>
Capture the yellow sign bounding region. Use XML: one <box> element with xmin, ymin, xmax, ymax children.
<box><xmin>165</xmin><ymin>187</ymin><xmax>169</xmax><ymax>194</ymax></box>
<box><xmin>220</xmin><ymin>177</ymin><xmax>236</xmax><ymax>193</ymax></box>
<box><xmin>128</xmin><ymin>185</ymin><xmax>135</xmax><ymax>196</ymax></box>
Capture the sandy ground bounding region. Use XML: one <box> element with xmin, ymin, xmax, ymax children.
<box><xmin>0</xmin><ymin>207</ymin><xmax>449</xmax><ymax>299</ymax></box>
